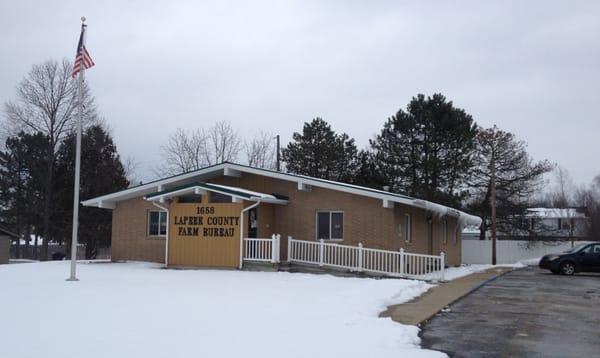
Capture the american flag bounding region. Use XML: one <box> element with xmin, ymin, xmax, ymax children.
<box><xmin>71</xmin><ymin>24</ymin><xmax>95</xmax><ymax>78</ymax></box>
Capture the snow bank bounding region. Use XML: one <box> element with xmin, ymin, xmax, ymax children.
<box><xmin>414</xmin><ymin>263</ymin><xmax>525</xmax><ymax>281</ymax></box>
<box><xmin>0</xmin><ymin>261</ymin><xmax>444</xmax><ymax>358</ymax></box>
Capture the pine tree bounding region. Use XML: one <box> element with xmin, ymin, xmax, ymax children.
<box><xmin>282</xmin><ymin>118</ymin><xmax>359</xmax><ymax>182</ymax></box>
<box><xmin>0</xmin><ymin>132</ymin><xmax>50</xmax><ymax>258</ymax></box>
<box><xmin>54</xmin><ymin>124</ymin><xmax>129</xmax><ymax>258</ymax></box>
<box><xmin>370</xmin><ymin>94</ymin><xmax>477</xmax><ymax>207</ymax></box>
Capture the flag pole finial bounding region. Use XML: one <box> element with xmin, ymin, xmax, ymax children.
<box><xmin>81</xmin><ymin>16</ymin><xmax>86</xmax><ymax>23</ymax></box>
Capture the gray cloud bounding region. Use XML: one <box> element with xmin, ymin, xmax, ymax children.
<box><xmin>1</xmin><ymin>0</ymin><xmax>599</xmax><ymax>184</ymax></box>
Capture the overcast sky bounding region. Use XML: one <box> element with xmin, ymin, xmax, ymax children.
<box><xmin>1</xmin><ymin>1</ymin><xmax>599</xmax><ymax>185</ymax></box>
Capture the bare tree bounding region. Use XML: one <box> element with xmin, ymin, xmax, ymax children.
<box><xmin>157</xmin><ymin>128</ymin><xmax>209</xmax><ymax>176</ymax></box>
<box><xmin>2</xmin><ymin>59</ymin><xmax>97</xmax><ymax>259</ymax></box>
<box><xmin>469</xmin><ymin>125</ymin><xmax>552</xmax><ymax>264</ymax></box>
<box><xmin>156</xmin><ymin>121</ymin><xmax>242</xmax><ymax>176</ymax></box>
<box><xmin>245</xmin><ymin>131</ymin><xmax>276</xmax><ymax>169</ymax></box>
<box><xmin>123</xmin><ymin>155</ymin><xmax>141</xmax><ymax>187</ymax></box>
<box><xmin>205</xmin><ymin>121</ymin><xmax>242</xmax><ymax>165</ymax></box>
<box><xmin>547</xmin><ymin>165</ymin><xmax>574</xmax><ymax>207</ymax></box>
<box><xmin>575</xmin><ymin>175</ymin><xmax>600</xmax><ymax>240</ymax></box>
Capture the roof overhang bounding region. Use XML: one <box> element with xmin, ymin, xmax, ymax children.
<box><xmin>144</xmin><ymin>182</ymin><xmax>288</xmax><ymax>205</ymax></box>
<box><xmin>82</xmin><ymin>162</ymin><xmax>481</xmax><ymax>227</ymax></box>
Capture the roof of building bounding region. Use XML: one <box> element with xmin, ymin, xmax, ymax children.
<box><xmin>145</xmin><ymin>182</ymin><xmax>288</xmax><ymax>204</ymax></box>
<box><xmin>0</xmin><ymin>226</ymin><xmax>18</xmax><ymax>238</ymax></box>
<box><xmin>526</xmin><ymin>208</ymin><xmax>587</xmax><ymax>219</ymax></box>
<box><xmin>82</xmin><ymin>162</ymin><xmax>482</xmax><ymax>226</ymax></box>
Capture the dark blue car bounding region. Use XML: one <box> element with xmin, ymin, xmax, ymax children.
<box><xmin>539</xmin><ymin>242</ymin><xmax>600</xmax><ymax>275</ymax></box>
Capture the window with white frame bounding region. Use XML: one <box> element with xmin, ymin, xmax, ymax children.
<box><xmin>148</xmin><ymin>210</ymin><xmax>167</xmax><ymax>237</ymax></box>
<box><xmin>404</xmin><ymin>213</ymin><xmax>412</xmax><ymax>243</ymax></box>
<box><xmin>316</xmin><ymin>211</ymin><xmax>344</xmax><ymax>240</ymax></box>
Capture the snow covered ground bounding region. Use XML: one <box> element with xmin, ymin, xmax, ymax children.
<box><xmin>0</xmin><ymin>261</ymin><xmax>445</xmax><ymax>358</ymax></box>
<box><xmin>415</xmin><ymin>263</ymin><xmax>526</xmax><ymax>281</ymax></box>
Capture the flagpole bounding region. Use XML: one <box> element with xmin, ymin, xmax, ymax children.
<box><xmin>67</xmin><ymin>17</ymin><xmax>87</xmax><ymax>282</ymax></box>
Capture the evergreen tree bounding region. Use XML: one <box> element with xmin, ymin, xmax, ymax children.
<box><xmin>54</xmin><ymin>124</ymin><xmax>129</xmax><ymax>258</ymax></box>
<box><xmin>282</xmin><ymin>118</ymin><xmax>359</xmax><ymax>182</ymax></box>
<box><xmin>370</xmin><ymin>94</ymin><xmax>477</xmax><ymax>207</ymax></box>
<box><xmin>0</xmin><ymin>132</ymin><xmax>50</xmax><ymax>257</ymax></box>
<box><xmin>354</xmin><ymin>150</ymin><xmax>387</xmax><ymax>189</ymax></box>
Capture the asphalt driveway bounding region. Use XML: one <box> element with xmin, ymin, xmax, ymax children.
<box><xmin>420</xmin><ymin>266</ymin><xmax>600</xmax><ymax>357</ymax></box>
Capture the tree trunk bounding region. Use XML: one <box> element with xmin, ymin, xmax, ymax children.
<box><xmin>490</xmin><ymin>153</ymin><xmax>497</xmax><ymax>265</ymax></box>
<box><xmin>41</xmin><ymin>145</ymin><xmax>54</xmax><ymax>261</ymax></box>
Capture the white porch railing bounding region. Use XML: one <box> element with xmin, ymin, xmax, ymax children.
<box><xmin>287</xmin><ymin>237</ymin><xmax>446</xmax><ymax>281</ymax></box>
<box><xmin>243</xmin><ymin>234</ymin><xmax>281</xmax><ymax>263</ymax></box>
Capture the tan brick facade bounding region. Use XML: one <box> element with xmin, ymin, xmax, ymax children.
<box><xmin>110</xmin><ymin>172</ymin><xmax>462</xmax><ymax>266</ymax></box>
<box><xmin>112</xmin><ymin>198</ymin><xmax>166</xmax><ymax>263</ymax></box>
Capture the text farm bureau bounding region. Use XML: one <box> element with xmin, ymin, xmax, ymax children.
<box><xmin>173</xmin><ymin>206</ymin><xmax>240</xmax><ymax>237</ymax></box>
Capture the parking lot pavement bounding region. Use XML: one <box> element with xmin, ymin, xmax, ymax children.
<box><xmin>420</xmin><ymin>267</ymin><xmax>600</xmax><ymax>358</ymax></box>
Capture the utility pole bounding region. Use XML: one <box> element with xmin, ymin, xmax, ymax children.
<box><xmin>490</xmin><ymin>139</ymin><xmax>497</xmax><ymax>266</ymax></box>
<box><xmin>276</xmin><ymin>134</ymin><xmax>281</xmax><ymax>172</ymax></box>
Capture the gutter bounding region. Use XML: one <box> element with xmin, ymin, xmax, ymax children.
<box><xmin>239</xmin><ymin>201</ymin><xmax>261</xmax><ymax>269</ymax></box>
<box><xmin>152</xmin><ymin>202</ymin><xmax>170</xmax><ymax>267</ymax></box>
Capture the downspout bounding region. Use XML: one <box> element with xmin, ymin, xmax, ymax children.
<box><xmin>239</xmin><ymin>201</ymin><xmax>261</xmax><ymax>269</ymax></box>
<box><xmin>153</xmin><ymin>201</ymin><xmax>169</xmax><ymax>267</ymax></box>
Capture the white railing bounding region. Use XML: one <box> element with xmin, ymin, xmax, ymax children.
<box><xmin>287</xmin><ymin>237</ymin><xmax>446</xmax><ymax>281</ymax></box>
<box><xmin>243</xmin><ymin>234</ymin><xmax>281</xmax><ymax>263</ymax></box>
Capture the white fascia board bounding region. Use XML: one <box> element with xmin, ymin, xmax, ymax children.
<box><xmin>98</xmin><ymin>201</ymin><xmax>116</xmax><ymax>209</ymax></box>
<box><xmin>145</xmin><ymin>186</ymin><xmax>201</xmax><ymax>201</ymax></box>
<box><xmin>223</xmin><ymin>167</ymin><xmax>241</xmax><ymax>177</ymax></box>
<box><xmin>194</xmin><ymin>188</ymin><xmax>207</xmax><ymax>195</ymax></box>
<box><xmin>382</xmin><ymin>199</ymin><xmax>394</xmax><ymax>209</ymax></box>
<box><xmin>249</xmin><ymin>196</ymin><xmax>288</xmax><ymax>205</ymax></box>
<box><xmin>81</xmin><ymin>163</ymin><xmax>230</xmax><ymax>207</ymax></box>
<box><xmin>297</xmin><ymin>181</ymin><xmax>312</xmax><ymax>191</ymax></box>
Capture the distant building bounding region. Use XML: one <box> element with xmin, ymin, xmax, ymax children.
<box><xmin>520</xmin><ymin>208</ymin><xmax>588</xmax><ymax>240</ymax></box>
<box><xmin>462</xmin><ymin>207</ymin><xmax>589</xmax><ymax>241</ymax></box>
<box><xmin>0</xmin><ymin>227</ymin><xmax>18</xmax><ymax>264</ymax></box>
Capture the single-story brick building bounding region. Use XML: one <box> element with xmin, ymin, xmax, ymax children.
<box><xmin>82</xmin><ymin>162</ymin><xmax>481</xmax><ymax>268</ymax></box>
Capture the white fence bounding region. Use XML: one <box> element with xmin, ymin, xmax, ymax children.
<box><xmin>287</xmin><ymin>237</ymin><xmax>445</xmax><ymax>280</ymax></box>
<box><xmin>462</xmin><ymin>240</ymin><xmax>593</xmax><ymax>264</ymax></box>
<box><xmin>243</xmin><ymin>234</ymin><xmax>281</xmax><ymax>263</ymax></box>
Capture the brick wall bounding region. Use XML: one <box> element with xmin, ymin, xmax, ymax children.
<box><xmin>112</xmin><ymin>197</ymin><xmax>166</xmax><ymax>263</ymax></box>
<box><xmin>110</xmin><ymin>172</ymin><xmax>463</xmax><ymax>266</ymax></box>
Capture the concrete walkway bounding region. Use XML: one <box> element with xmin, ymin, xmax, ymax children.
<box><xmin>381</xmin><ymin>267</ymin><xmax>514</xmax><ymax>326</ymax></box>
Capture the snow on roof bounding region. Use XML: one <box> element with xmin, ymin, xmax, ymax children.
<box><xmin>462</xmin><ymin>226</ymin><xmax>481</xmax><ymax>234</ymax></box>
<box><xmin>526</xmin><ymin>208</ymin><xmax>587</xmax><ymax>219</ymax></box>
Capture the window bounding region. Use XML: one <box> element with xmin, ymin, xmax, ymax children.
<box><xmin>316</xmin><ymin>211</ymin><xmax>343</xmax><ymax>240</ymax></box>
<box><xmin>583</xmin><ymin>244</ymin><xmax>600</xmax><ymax>254</ymax></box>
<box><xmin>210</xmin><ymin>191</ymin><xmax>231</xmax><ymax>203</ymax></box>
<box><xmin>404</xmin><ymin>213</ymin><xmax>412</xmax><ymax>243</ymax></box>
<box><xmin>560</xmin><ymin>219</ymin><xmax>572</xmax><ymax>231</ymax></box>
<box><xmin>148</xmin><ymin>210</ymin><xmax>167</xmax><ymax>237</ymax></box>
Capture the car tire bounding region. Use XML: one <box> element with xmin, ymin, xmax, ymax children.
<box><xmin>560</xmin><ymin>262</ymin><xmax>576</xmax><ymax>275</ymax></box>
